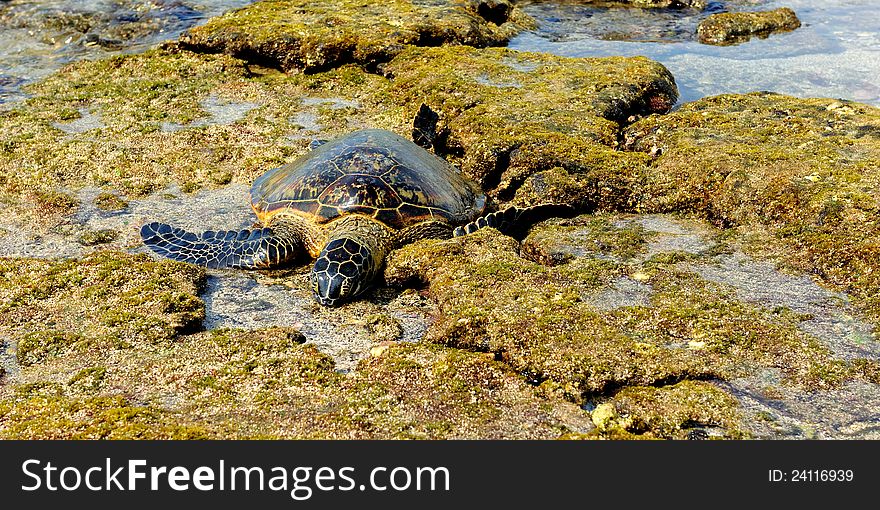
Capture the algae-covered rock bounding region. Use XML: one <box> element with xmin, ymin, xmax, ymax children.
<box><xmin>0</xmin><ymin>328</ymin><xmax>593</xmax><ymax>439</ymax></box>
<box><xmin>601</xmin><ymin>380</ymin><xmax>743</xmax><ymax>439</ymax></box>
<box><xmin>179</xmin><ymin>0</ymin><xmax>531</xmax><ymax>72</ymax></box>
<box><xmin>521</xmin><ymin>215</ymin><xmax>649</xmax><ymax>265</ymax></box>
<box><xmin>383</xmin><ymin>214</ymin><xmax>879</xmax><ymax>437</ymax></box>
<box><xmin>697</xmin><ymin>7</ymin><xmax>801</xmax><ymax>45</ymax></box>
<box><xmin>380</xmin><ymin>45</ymin><xmax>676</xmax><ymax>199</ymax></box>
<box><xmin>93</xmin><ymin>192</ymin><xmax>128</xmax><ymax>211</ymax></box>
<box><xmin>0</xmin><ymin>47</ymin><xmax>391</xmax><ymax>204</ymax></box>
<box><xmin>77</xmin><ymin>228</ymin><xmax>119</xmax><ymax>246</ymax></box>
<box><xmin>0</xmin><ymin>392</ymin><xmax>210</xmax><ymax>440</ymax></box>
<box><xmin>0</xmin><ymin>0</ymin><xmax>205</xmax><ymax>48</ymax></box>
<box><xmin>624</xmin><ymin>93</ymin><xmax>880</xmax><ymax>325</ymax></box>
<box><xmin>365</xmin><ymin>313</ymin><xmax>404</xmax><ymax>343</ymax></box>
<box><xmin>0</xmin><ymin>40</ymin><xmax>676</xmax><ymax>216</ymax></box>
<box><xmin>0</xmin><ymin>251</ymin><xmax>206</xmax><ymax>366</ymax></box>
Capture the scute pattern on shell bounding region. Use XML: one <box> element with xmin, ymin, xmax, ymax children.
<box><xmin>250</xmin><ymin>129</ymin><xmax>486</xmax><ymax>230</ymax></box>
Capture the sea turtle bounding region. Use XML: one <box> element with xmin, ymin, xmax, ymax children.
<box><xmin>141</xmin><ymin>128</ymin><xmax>564</xmax><ymax>306</ymax></box>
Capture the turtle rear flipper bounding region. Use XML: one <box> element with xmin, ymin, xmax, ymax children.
<box><xmin>140</xmin><ymin>222</ymin><xmax>299</xmax><ymax>269</ymax></box>
<box><xmin>453</xmin><ymin>204</ymin><xmax>575</xmax><ymax>240</ymax></box>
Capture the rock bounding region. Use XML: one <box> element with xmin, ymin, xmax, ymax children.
<box><xmin>581</xmin><ymin>0</ymin><xmax>706</xmax><ymax>7</ymax></box>
<box><xmin>365</xmin><ymin>314</ymin><xmax>404</xmax><ymax>344</ymax></box>
<box><xmin>521</xmin><ymin>215</ymin><xmax>648</xmax><ymax>266</ymax></box>
<box><xmin>0</xmin><ymin>0</ymin><xmax>206</xmax><ymax>45</ymax></box>
<box><xmin>380</xmin><ymin>45</ymin><xmax>677</xmax><ymax>198</ymax></box>
<box><xmin>383</xmin><ymin>214</ymin><xmax>880</xmax><ymax>438</ymax></box>
<box><xmin>93</xmin><ymin>192</ymin><xmax>128</xmax><ymax>211</ymax></box>
<box><xmin>590</xmin><ymin>402</ymin><xmax>619</xmax><ymax>431</ymax></box>
<box><xmin>697</xmin><ymin>7</ymin><xmax>801</xmax><ymax>46</ymax></box>
<box><xmin>0</xmin><ymin>42</ymin><xmax>675</xmax><ymax>215</ymax></box>
<box><xmin>0</xmin><ymin>332</ymin><xmax>594</xmax><ymax>439</ymax></box>
<box><xmin>178</xmin><ymin>0</ymin><xmax>532</xmax><ymax>72</ymax></box>
<box><xmin>606</xmin><ymin>381</ymin><xmax>743</xmax><ymax>439</ymax></box>
<box><xmin>0</xmin><ymin>251</ymin><xmax>206</xmax><ymax>367</ymax></box>
<box><xmin>77</xmin><ymin>228</ymin><xmax>118</xmax><ymax>246</ymax></box>
<box><xmin>624</xmin><ymin>92</ymin><xmax>880</xmax><ymax>325</ymax></box>
<box><xmin>369</xmin><ymin>342</ymin><xmax>394</xmax><ymax>358</ymax></box>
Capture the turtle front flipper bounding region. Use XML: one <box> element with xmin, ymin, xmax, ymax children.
<box><xmin>140</xmin><ymin>222</ymin><xmax>301</xmax><ymax>269</ymax></box>
<box><xmin>453</xmin><ymin>204</ymin><xmax>576</xmax><ymax>239</ymax></box>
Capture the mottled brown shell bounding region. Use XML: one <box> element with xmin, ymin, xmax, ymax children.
<box><xmin>250</xmin><ymin>129</ymin><xmax>486</xmax><ymax>229</ymax></box>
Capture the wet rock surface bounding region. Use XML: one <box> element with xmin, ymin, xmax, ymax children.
<box><xmin>0</xmin><ymin>0</ymin><xmax>254</xmax><ymax>105</ymax></box>
<box><xmin>385</xmin><ymin>214</ymin><xmax>880</xmax><ymax>438</ymax></box>
<box><xmin>624</xmin><ymin>92</ymin><xmax>880</xmax><ymax>326</ymax></box>
<box><xmin>178</xmin><ymin>0</ymin><xmax>532</xmax><ymax>72</ymax></box>
<box><xmin>1</xmin><ymin>324</ymin><xmax>593</xmax><ymax>438</ymax></box>
<box><xmin>697</xmin><ymin>7</ymin><xmax>801</xmax><ymax>45</ymax></box>
<box><xmin>379</xmin><ymin>45</ymin><xmax>677</xmax><ymax>199</ymax></box>
<box><xmin>510</xmin><ymin>0</ymin><xmax>880</xmax><ymax>106</ymax></box>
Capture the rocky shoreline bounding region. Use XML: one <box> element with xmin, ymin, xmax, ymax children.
<box><xmin>1</xmin><ymin>0</ymin><xmax>878</xmax><ymax>439</ymax></box>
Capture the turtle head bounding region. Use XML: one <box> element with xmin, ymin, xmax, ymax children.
<box><xmin>311</xmin><ymin>237</ymin><xmax>377</xmax><ymax>306</ymax></box>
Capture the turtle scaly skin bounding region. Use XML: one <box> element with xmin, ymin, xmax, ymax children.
<box><xmin>141</xmin><ymin>129</ymin><xmax>569</xmax><ymax>306</ymax></box>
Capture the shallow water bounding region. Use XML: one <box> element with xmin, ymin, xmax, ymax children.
<box><xmin>0</xmin><ymin>0</ymin><xmax>253</xmax><ymax>106</ymax></box>
<box><xmin>511</xmin><ymin>0</ymin><xmax>880</xmax><ymax>105</ymax></box>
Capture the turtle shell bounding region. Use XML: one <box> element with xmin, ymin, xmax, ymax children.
<box><xmin>250</xmin><ymin>129</ymin><xmax>486</xmax><ymax>229</ymax></box>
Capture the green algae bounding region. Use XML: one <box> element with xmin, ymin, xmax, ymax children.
<box><xmin>594</xmin><ymin>380</ymin><xmax>743</xmax><ymax>439</ymax></box>
<box><xmin>67</xmin><ymin>366</ymin><xmax>107</xmax><ymax>393</ymax></box>
<box><xmin>522</xmin><ymin>214</ymin><xmax>649</xmax><ymax>265</ymax></box>
<box><xmin>17</xmin><ymin>330</ymin><xmax>91</xmax><ymax>367</ymax></box>
<box><xmin>93</xmin><ymin>192</ymin><xmax>129</xmax><ymax>211</ymax></box>
<box><xmin>379</xmin><ymin>45</ymin><xmax>676</xmax><ymax>197</ymax></box>
<box><xmin>78</xmin><ymin>228</ymin><xmax>119</xmax><ymax>246</ymax></box>
<box><xmin>364</xmin><ymin>313</ymin><xmax>404</xmax><ymax>343</ymax></box>
<box><xmin>0</xmin><ymin>327</ymin><xmax>592</xmax><ymax>439</ymax></box>
<box><xmin>384</xmin><ymin>221</ymin><xmax>869</xmax><ymax>409</ymax></box>
<box><xmin>625</xmin><ymin>93</ymin><xmax>880</xmax><ymax>326</ymax></box>
<box><xmin>0</xmin><ymin>251</ymin><xmax>206</xmax><ymax>366</ymax></box>
<box><xmin>0</xmin><ymin>394</ymin><xmax>210</xmax><ymax>440</ymax></box>
<box><xmin>0</xmin><ymin>40</ymin><xmax>678</xmax><ymax>225</ymax></box>
<box><xmin>27</xmin><ymin>189</ymin><xmax>78</xmax><ymax>217</ymax></box>
<box><xmin>178</xmin><ymin>0</ymin><xmax>532</xmax><ymax>72</ymax></box>
<box><xmin>330</xmin><ymin>343</ymin><xmax>591</xmax><ymax>439</ymax></box>
<box><xmin>0</xmin><ymin>48</ymin><xmax>391</xmax><ymax>205</ymax></box>
<box><xmin>697</xmin><ymin>8</ymin><xmax>801</xmax><ymax>46</ymax></box>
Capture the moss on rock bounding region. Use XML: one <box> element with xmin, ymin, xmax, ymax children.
<box><xmin>575</xmin><ymin>1</ymin><xmax>706</xmax><ymax>8</ymax></box>
<box><xmin>27</xmin><ymin>190</ymin><xmax>78</xmax><ymax>217</ymax></box>
<box><xmin>78</xmin><ymin>228</ymin><xmax>119</xmax><ymax>246</ymax></box>
<box><xmin>364</xmin><ymin>313</ymin><xmax>404</xmax><ymax>343</ymax></box>
<box><xmin>380</xmin><ymin>45</ymin><xmax>676</xmax><ymax>199</ymax></box>
<box><xmin>522</xmin><ymin>214</ymin><xmax>649</xmax><ymax>265</ymax></box>
<box><xmin>697</xmin><ymin>8</ymin><xmax>801</xmax><ymax>46</ymax></box>
<box><xmin>624</xmin><ymin>93</ymin><xmax>880</xmax><ymax>325</ymax></box>
<box><xmin>597</xmin><ymin>380</ymin><xmax>743</xmax><ymax>439</ymax></box>
<box><xmin>178</xmin><ymin>0</ymin><xmax>532</xmax><ymax>72</ymax></box>
<box><xmin>93</xmin><ymin>192</ymin><xmax>129</xmax><ymax>211</ymax></box>
<box><xmin>0</xmin><ymin>394</ymin><xmax>210</xmax><ymax>439</ymax></box>
<box><xmin>0</xmin><ymin>251</ymin><xmax>206</xmax><ymax>365</ymax></box>
<box><xmin>0</xmin><ymin>40</ymin><xmax>678</xmax><ymax>222</ymax></box>
<box><xmin>384</xmin><ymin>220</ymin><xmax>870</xmax><ymax>408</ymax></box>
<box><xmin>0</xmin><ymin>47</ymin><xmax>393</xmax><ymax>205</ymax></box>
<box><xmin>0</xmin><ymin>328</ymin><xmax>592</xmax><ymax>439</ymax></box>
